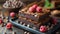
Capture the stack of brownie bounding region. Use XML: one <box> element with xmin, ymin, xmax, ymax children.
<box><xmin>18</xmin><ymin>1</ymin><xmax>50</xmax><ymax>25</ymax></box>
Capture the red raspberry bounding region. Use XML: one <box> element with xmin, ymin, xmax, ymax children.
<box><xmin>10</xmin><ymin>12</ymin><xmax>15</xmax><ymax>17</ymax></box>
<box><xmin>6</xmin><ymin>23</ymin><xmax>12</xmax><ymax>29</ymax></box>
<box><xmin>40</xmin><ymin>26</ymin><xmax>47</xmax><ymax>32</ymax></box>
<box><xmin>29</xmin><ymin>4</ymin><xmax>38</xmax><ymax>12</ymax></box>
<box><xmin>29</xmin><ymin>7</ymin><xmax>35</xmax><ymax>12</ymax></box>
<box><xmin>36</xmin><ymin>7</ymin><xmax>42</xmax><ymax>13</ymax></box>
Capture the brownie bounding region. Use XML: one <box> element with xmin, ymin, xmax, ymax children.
<box><xmin>19</xmin><ymin>5</ymin><xmax>50</xmax><ymax>22</ymax></box>
<box><xmin>19</xmin><ymin>11</ymin><xmax>50</xmax><ymax>22</ymax></box>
